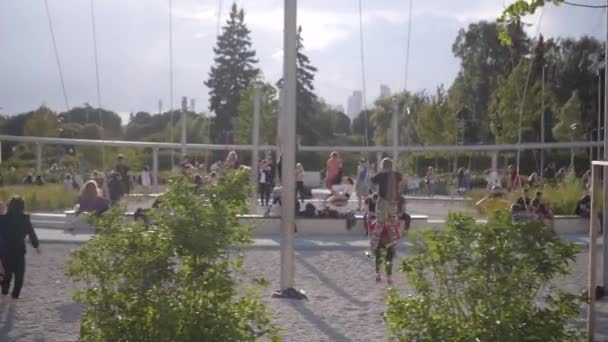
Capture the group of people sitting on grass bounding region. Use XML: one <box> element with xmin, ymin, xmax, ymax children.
<box><xmin>510</xmin><ymin>189</ymin><xmax>554</xmax><ymax>222</ymax></box>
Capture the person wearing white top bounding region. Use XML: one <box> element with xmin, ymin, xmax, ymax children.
<box><xmin>141</xmin><ymin>166</ymin><xmax>152</xmax><ymax>188</ymax></box>
<box><xmin>295</xmin><ymin>163</ymin><xmax>305</xmax><ymax>203</ymax></box>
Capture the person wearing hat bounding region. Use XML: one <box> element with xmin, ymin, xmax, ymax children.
<box><xmin>356</xmin><ymin>158</ymin><xmax>370</xmax><ymax>211</ymax></box>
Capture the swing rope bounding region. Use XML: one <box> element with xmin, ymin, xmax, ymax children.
<box><xmin>43</xmin><ymin>0</ymin><xmax>70</xmax><ymax>111</ymax></box>
<box><xmin>89</xmin><ymin>0</ymin><xmax>107</xmax><ymax>178</ymax></box>
<box><xmin>357</xmin><ymin>0</ymin><xmax>369</xmax><ymax>148</ymax></box>
<box><xmin>169</xmin><ymin>0</ymin><xmax>175</xmax><ymax>171</ymax></box>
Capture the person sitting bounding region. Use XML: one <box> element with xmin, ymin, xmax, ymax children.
<box><xmin>300</xmin><ymin>203</ymin><xmax>318</xmax><ymax>218</ymax></box>
<box><xmin>575</xmin><ymin>195</ymin><xmax>591</xmax><ymax>218</ymax></box>
<box><xmin>63</xmin><ymin>173</ymin><xmax>74</xmax><ymax>190</ymax></box>
<box><xmin>22</xmin><ymin>174</ymin><xmax>34</xmax><ymax>185</ymax></box>
<box><xmin>34</xmin><ymin>175</ymin><xmax>45</xmax><ymax>186</ymax></box>
<box><xmin>77</xmin><ymin>180</ymin><xmax>109</xmax><ymax>216</ymax></box>
<box><xmin>344</xmin><ymin>177</ymin><xmax>355</xmax><ymax>199</ymax></box>
<box><xmin>193</xmin><ymin>174</ymin><xmax>204</xmax><ymax>193</ymax></box>
<box><xmin>531</xmin><ymin>191</ymin><xmax>553</xmax><ymax>221</ymax></box>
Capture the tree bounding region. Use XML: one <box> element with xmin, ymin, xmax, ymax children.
<box><xmin>59</xmin><ymin>104</ymin><xmax>123</xmax><ymax>138</ymax></box>
<box><xmin>78</xmin><ymin>123</ymin><xmax>105</xmax><ymax>168</ymax></box>
<box><xmin>235</xmin><ymin>82</ymin><xmax>278</xmax><ymax>145</ymax></box>
<box><xmin>352</xmin><ymin>110</ymin><xmax>374</xmax><ymax>145</ymax></box>
<box><xmin>205</xmin><ymin>3</ymin><xmax>259</xmax><ymax>144</ymax></box>
<box><xmin>278</xmin><ymin>26</ymin><xmax>319</xmax><ymax>145</ymax></box>
<box><xmin>24</xmin><ymin>106</ymin><xmax>59</xmax><ymax>137</ymax></box>
<box><xmin>450</xmin><ymin>21</ymin><xmax>529</xmax><ymax>143</ymax></box>
<box><xmin>67</xmin><ymin>173</ymin><xmax>279</xmax><ymax>341</ymax></box>
<box><xmin>490</xmin><ymin>60</ymin><xmax>556</xmax><ymax>144</ymax></box>
<box><xmin>386</xmin><ymin>211</ymin><xmax>583</xmax><ymax>341</ymax></box>
<box><xmin>499</xmin><ymin>1</ymin><xmax>564</xmax><ymax>45</ymax></box>
<box><xmin>553</xmin><ymin>91</ymin><xmax>584</xmax><ymax>168</ymax></box>
<box><xmin>416</xmin><ymin>86</ymin><xmax>455</xmax><ymax>146</ymax></box>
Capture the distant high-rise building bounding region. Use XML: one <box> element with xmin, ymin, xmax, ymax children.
<box><xmin>346</xmin><ymin>90</ymin><xmax>363</xmax><ymax>119</ymax></box>
<box><xmin>190</xmin><ymin>99</ymin><xmax>196</xmax><ymax>113</ymax></box>
<box><xmin>380</xmin><ymin>84</ymin><xmax>391</xmax><ymax>99</ymax></box>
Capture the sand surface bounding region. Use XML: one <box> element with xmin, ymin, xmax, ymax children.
<box><xmin>0</xmin><ymin>242</ymin><xmax>606</xmax><ymax>342</ymax></box>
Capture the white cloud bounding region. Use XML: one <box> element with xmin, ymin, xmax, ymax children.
<box><xmin>271</xmin><ymin>49</ymin><xmax>283</xmax><ymax>62</ymax></box>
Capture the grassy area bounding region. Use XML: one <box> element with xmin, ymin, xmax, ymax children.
<box><xmin>0</xmin><ymin>184</ymin><xmax>78</xmax><ymax>212</ymax></box>
<box><xmin>467</xmin><ymin>177</ymin><xmax>591</xmax><ymax>216</ymax></box>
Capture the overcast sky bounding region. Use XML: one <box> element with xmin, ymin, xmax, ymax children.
<box><xmin>0</xmin><ymin>0</ymin><xmax>605</xmax><ymax>123</ymax></box>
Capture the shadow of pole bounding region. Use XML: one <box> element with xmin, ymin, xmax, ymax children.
<box><xmin>286</xmin><ymin>300</ymin><xmax>353</xmax><ymax>342</ymax></box>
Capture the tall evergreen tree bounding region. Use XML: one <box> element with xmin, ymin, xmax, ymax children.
<box><xmin>278</xmin><ymin>26</ymin><xmax>319</xmax><ymax>145</ymax></box>
<box><xmin>205</xmin><ymin>3</ymin><xmax>259</xmax><ymax>144</ymax></box>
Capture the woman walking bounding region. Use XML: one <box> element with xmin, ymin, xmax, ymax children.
<box><xmin>370</xmin><ymin>158</ymin><xmax>402</xmax><ymax>284</ymax></box>
<box><xmin>0</xmin><ymin>196</ymin><xmax>39</xmax><ymax>299</ymax></box>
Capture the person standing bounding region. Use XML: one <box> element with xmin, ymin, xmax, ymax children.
<box><xmin>356</xmin><ymin>158</ymin><xmax>370</xmax><ymax>211</ymax></box>
<box><xmin>326</xmin><ymin>152</ymin><xmax>343</xmax><ymax>189</ymax></box>
<box><xmin>141</xmin><ymin>166</ymin><xmax>152</xmax><ymax>189</ymax></box>
<box><xmin>258</xmin><ymin>160</ymin><xmax>272</xmax><ymax>207</ymax></box>
<box><xmin>224</xmin><ymin>151</ymin><xmax>239</xmax><ymax>171</ymax></box>
<box><xmin>115</xmin><ymin>154</ymin><xmax>131</xmax><ymax>195</ymax></box>
<box><xmin>295</xmin><ymin>163</ymin><xmax>305</xmax><ymax>203</ymax></box>
<box><xmin>370</xmin><ymin>158</ymin><xmax>402</xmax><ymax>284</ymax></box>
<box><xmin>0</xmin><ymin>197</ymin><xmax>39</xmax><ymax>299</ymax></box>
<box><xmin>424</xmin><ymin>166</ymin><xmax>435</xmax><ymax>196</ymax></box>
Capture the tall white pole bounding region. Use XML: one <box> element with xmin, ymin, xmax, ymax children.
<box><xmin>540</xmin><ymin>65</ymin><xmax>545</xmax><ymax>179</ymax></box>
<box><xmin>392</xmin><ymin>102</ymin><xmax>399</xmax><ymax>165</ymax></box>
<box><xmin>36</xmin><ymin>143</ymin><xmax>42</xmax><ymax>175</ymax></box>
<box><xmin>588</xmin><ymin>165</ymin><xmax>599</xmax><ymax>340</ymax></box>
<box><xmin>250</xmin><ymin>86</ymin><xmax>262</xmax><ymax>213</ymax></box>
<box><xmin>602</xmin><ymin>3</ymin><xmax>608</xmax><ymax>290</ymax></box>
<box><xmin>152</xmin><ymin>147</ymin><xmax>159</xmax><ymax>193</ymax></box>
<box><xmin>279</xmin><ymin>0</ymin><xmax>297</xmax><ymax>292</ymax></box>
<box><xmin>181</xmin><ymin>96</ymin><xmax>187</xmax><ymax>158</ymax></box>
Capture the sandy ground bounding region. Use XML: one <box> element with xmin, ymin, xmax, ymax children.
<box><xmin>0</xmin><ymin>242</ymin><xmax>606</xmax><ymax>342</ymax></box>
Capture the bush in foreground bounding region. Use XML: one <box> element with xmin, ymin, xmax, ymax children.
<box><xmin>386</xmin><ymin>211</ymin><xmax>585</xmax><ymax>341</ymax></box>
<box><xmin>66</xmin><ymin>171</ymin><xmax>279</xmax><ymax>341</ymax></box>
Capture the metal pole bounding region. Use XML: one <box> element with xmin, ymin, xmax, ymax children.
<box><xmin>181</xmin><ymin>96</ymin><xmax>187</xmax><ymax>158</ymax></box>
<box><xmin>392</xmin><ymin>102</ymin><xmax>399</xmax><ymax>165</ymax></box>
<box><xmin>597</xmin><ymin>72</ymin><xmax>601</xmax><ymax>160</ymax></box>
<box><xmin>603</xmin><ymin>3</ymin><xmax>608</xmax><ymax>289</ymax></box>
<box><xmin>36</xmin><ymin>143</ymin><xmax>42</xmax><ymax>175</ymax></box>
<box><xmin>279</xmin><ymin>0</ymin><xmax>297</xmax><ymax>292</ymax></box>
<box><xmin>0</xmin><ymin>141</ymin><xmax>2</xmax><ymax>165</ymax></box>
<box><xmin>152</xmin><ymin>147</ymin><xmax>159</xmax><ymax>193</ymax></box>
<box><xmin>540</xmin><ymin>65</ymin><xmax>545</xmax><ymax>179</ymax></box>
<box><xmin>251</xmin><ymin>86</ymin><xmax>262</xmax><ymax>213</ymax></box>
<box><xmin>588</xmin><ymin>164</ymin><xmax>598</xmax><ymax>341</ymax></box>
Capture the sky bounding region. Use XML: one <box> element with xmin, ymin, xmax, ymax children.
<box><xmin>0</xmin><ymin>0</ymin><xmax>606</xmax><ymax>124</ymax></box>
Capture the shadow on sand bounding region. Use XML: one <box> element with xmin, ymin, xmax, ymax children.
<box><xmin>287</xmin><ymin>300</ymin><xmax>353</xmax><ymax>342</ymax></box>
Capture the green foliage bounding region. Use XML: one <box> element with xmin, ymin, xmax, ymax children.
<box><xmin>66</xmin><ymin>172</ymin><xmax>279</xmax><ymax>341</ymax></box>
<box><xmin>386</xmin><ymin>211</ymin><xmax>584</xmax><ymax>341</ymax></box>
<box><xmin>553</xmin><ymin>91</ymin><xmax>583</xmax><ymax>142</ymax></box>
<box><xmin>542</xmin><ymin>174</ymin><xmax>585</xmax><ymax>215</ymax></box>
<box><xmin>416</xmin><ymin>86</ymin><xmax>455</xmax><ymax>146</ymax></box>
<box><xmin>490</xmin><ymin>61</ymin><xmax>556</xmax><ymax>143</ymax></box>
<box><xmin>235</xmin><ymin>83</ymin><xmax>278</xmax><ymax>145</ymax></box>
<box><xmin>0</xmin><ymin>184</ymin><xmax>78</xmax><ymax>211</ymax></box>
<box><xmin>498</xmin><ymin>1</ymin><xmax>563</xmax><ymax>45</ymax></box>
<box><xmin>59</xmin><ymin>105</ymin><xmax>123</xmax><ymax>138</ymax></box>
<box><xmin>24</xmin><ymin>106</ymin><xmax>59</xmax><ymax>137</ymax></box>
<box><xmin>205</xmin><ymin>3</ymin><xmax>260</xmax><ymax>144</ymax></box>
<box><xmin>277</xmin><ymin>26</ymin><xmax>320</xmax><ymax>145</ymax></box>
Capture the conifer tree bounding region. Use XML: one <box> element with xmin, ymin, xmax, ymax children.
<box><xmin>205</xmin><ymin>3</ymin><xmax>259</xmax><ymax>144</ymax></box>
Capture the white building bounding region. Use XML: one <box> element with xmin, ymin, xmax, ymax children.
<box><xmin>380</xmin><ymin>84</ymin><xmax>391</xmax><ymax>99</ymax></box>
<box><xmin>346</xmin><ymin>90</ymin><xmax>363</xmax><ymax>119</ymax></box>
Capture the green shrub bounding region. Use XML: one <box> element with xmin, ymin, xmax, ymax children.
<box><xmin>542</xmin><ymin>177</ymin><xmax>585</xmax><ymax>215</ymax></box>
<box><xmin>0</xmin><ymin>184</ymin><xmax>77</xmax><ymax>211</ymax></box>
<box><xmin>66</xmin><ymin>171</ymin><xmax>279</xmax><ymax>342</ymax></box>
<box><xmin>386</xmin><ymin>211</ymin><xmax>584</xmax><ymax>341</ymax></box>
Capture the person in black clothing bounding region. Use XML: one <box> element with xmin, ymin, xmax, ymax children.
<box><xmin>0</xmin><ymin>196</ymin><xmax>39</xmax><ymax>299</ymax></box>
<box><xmin>107</xmin><ymin>171</ymin><xmax>124</xmax><ymax>205</ymax></box>
<box><xmin>115</xmin><ymin>154</ymin><xmax>131</xmax><ymax>195</ymax></box>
